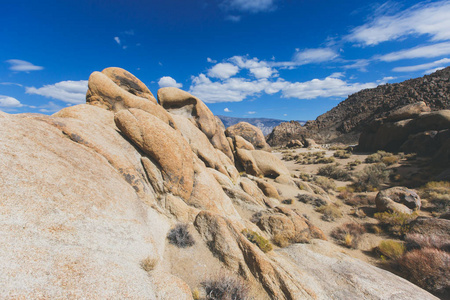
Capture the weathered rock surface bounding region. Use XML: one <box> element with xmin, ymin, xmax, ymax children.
<box><xmin>158</xmin><ymin>87</ymin><xmax>233</xmax><ymax>161</ymax></box>
<box><xmin>375</xmin><ymin>187</ymin><xmax>421</xmax><ymax>214</ymax></box>
<box><xmin>115</xmin><ymin>108</ymin><xmax>194</xmax><ymax>200</ymax></box>
<box><xmin>266</xmin><ymin>121</ymin><xmax>309</xmax><ymax>147</ymax></box>
<box><xmin>409</xmin><ymin>217</ymin><xmax>450</xmax><ymax>240</ymax></box>
<box><xmin>225</xmin><ymin>122</ymin><xmax>271</xmax><ymax>151</ymax></box>
<box><xmin>286</xmin><ymin>139</ymin><xmax>303</xmax><ymax>148</ymax></box>
<box><xmin>236</xmin><ymin>149</ymin><xmax>290</xmax><ymax>178</ymax></box>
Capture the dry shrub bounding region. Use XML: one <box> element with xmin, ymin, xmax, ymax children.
<box><xmin>365</xmin><ymin>151</ymin><xmax>393</xmax><ymax>163</ymax></box>
<box><xmin>167</xmin><ymin>223</ymin><xmax>195</xmax><ymax>248</ymax></box>
<box><xmin>345</xmin><ymin>194</ymin><xmax>375</xmax><ymax>207</ymax></box>
<box><xmin>295</xmin><ymin>151</ymin><xmax>335</xmax><ymax>164</ymax></box>
<box><xmin>314</xmin><ymin>176</ymin><xmax>336</xmax><ymax>192</ymax></box>
<box><xmin>377</xmin><ymin>240</ymin><xmax>405</xmax><ymax>260</ymax></box>
<box><xmin>316</xmin><ymin>204</ymin><xmax>343</xmax><ymax>222</ymax></box>
<box><xmin>296</xmin><ymin>193</ymin><xmax>328</xmax><ymax>207</ymax></box>
<box><xmin>334</xmin><ymin>150</ymin><xmax>352</xmax><ymax>159</ymax></box>
<box><xmin>317</xmin><ymin>164</ymin><xmax>352</xmax><ymax>181</ymax></box>
<box><xmin>242</xmin><ymin>229</ymin><xmax>273</xmax><ymax>253</ymax></box>
<box><xmin>398</xmin><ymin>248</ymin><xmax>450</xmax><ymax>294</ymax></box>
<box><xmin>282</xmin><ymin>199</ymin><xmax>293</xmax><ymax>205</ymax></box>
<box><xmin>381</xmin><ymin>155</ymin><xmax>399</xmax><ymax>166</ymax></box>
<box><xmin>374</xmin><ymin>211</ymin><xmax>418</xmax><ymax>237</ymax></box>
<box><xmin>405</xmin><ymin>233</ymin><xmax>450</xmax><ymax>252</ymax></box>
<box><xmin>368</xmin><ymin>224</ymin><xmax>383</xmax><ymax>234</ymax></box>
<box><xmin>350</xmin><ymin>208</ymin><xmax>367</xmax><ymax>218</ymax></box>
<box><xmin>331</xmin><ymin>222</ymin><xmax>366</xmax><ymax>248</ymax></box>
<box><xmin>346</xmin><ymin>160</ymin><xmax>362</xmax><ymax>170</ymax></box>
<box><xmin>140</xmin><ymin>256</ymin><xmax>158</xmax><ymax>272</ymax></box>
<box><xmin>419</xmin><ymin>181</ymin><xmax>450</xmax><ymax>213</ymax></box>
<box><xmin>353</xmin><ymin>163</ymin><xmax>390</xmax><ymax>192</ymax></box>
<box><xmin>202</xmin><ymin>276</ymin><xmax>250</xmax><ymax>300</ymax></box>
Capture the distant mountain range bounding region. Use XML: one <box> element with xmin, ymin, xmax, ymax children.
<box><xmin>217</xmin><ymin>115</ymin><xmax>306</xmax><ymax>135</ymax></box>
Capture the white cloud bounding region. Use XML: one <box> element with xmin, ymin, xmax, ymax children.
<box><xmin>6</xmin><ymin>59</ymin><xmax>43</xmax><ymax>72</ymax></box>
<box><xmin>293</xmin><ymin>48</ymin><xmax>339</xmax><ymax>64</ymax></box>
<box><xmin>392</xmin><ymin>58</ymin><xmax>450</xmax><ymax>72</ymax></box>
<box><xmin>189</xmin><ymin>72</ymin><xmax>378</xmax><ymax>103</ymax></box>
<box><xmin>247</xmin><ymin>111</ymin><xmax>256</xmax><ymax>114</ymax></box>
<box><xmin>0</xmin><ymin>95</ymin><xmax>23</xmax><ymax>107</ymax></box>
<box><xmin>114</xmin><ymin>37</ymin><xmax>121</xmax><ymax>45</ymax></box>
<box><xmin>0</xmin><ymin>82</ymin><xmax>23</xmax><ymax>87</ymax></box>
<box><xmin>26</xmin><ymin>80</ymin><xmax>88</xmax><ymax>104</ymax></box>
<box><xmin>347</xmin><ymin>1</ymin><xmax>450</xmax><ymax>46</ymax></box>
<box><xmin>281</xmin><ymin>76</ymin><xmax>377</xmax><ymax>100</ymax></box>
<box><xmin>342</xmin><ymin>59</ymin><xmax>371</xmax><ymax>71</ymax></box>
<box><xmin>223</xmin><ymin>0</ymin><xmax>275</xmax><ymax>13</ymax></box>
<box><xmin>378</xmin><ymin>42</ymin><xmax>450</xmax><ymax>62</ymax></box>
<box><xmin>208</xmin><ymin>63</ymin><xmax>239</xmax><ymax>79</ymax></box>
<box><xmin>207</xmin><ymin>57</ymin><xmax>217</xmax><ymax>63</ymax></box>
<box><xmin>158</xmin><ymin>76</ymin><xmax>183</xmax><ymax>88</ymax></box>
<box><xmin>224</xmin><ymin>108</ymin><xmax>232</xmax><ymax>112</ymax></box>
<box><xmin>229</xmin><ymin>56</ymin><xmax>276</xmax><ymax>78</ymax></box>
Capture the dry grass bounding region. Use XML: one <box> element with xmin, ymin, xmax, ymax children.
<box><xmin>140</xmin><ymin>256</ymin><xmax>158</xmax><ymax>272</ymax></box>
<box><xmin>377</xmin><ymin>240</ymin><xmax>405</xmax><ymax>260</ymax></box>
<box><xmin>314</xmin><ymin>176</ymin><xmax>336</xmax><ymax>192</ymax></box>
<box><xmin>331</xmin><ymin>222</ymin><xmax>366</xmax><ymax>248</ymax></box>
<box><xmin>333</xmin><ymin>150</ymin><xmax>352</xmax><ymax>159</ymax></box>
<box><xmin>419</xmin><ymin>181</ymin><xmax>450</xmax><ymax>214</ymax></box>
<box><xmin>202</xmin><ymin>276</ymin><xmax>251</xmax><ymax>300</ymax></box>
<box><xmin>317</xmin><ymin>164</ymin><xmax>352</xmax><ymax>181</ymax></box>
<box><xmin>374</xmin><ymin>211</ymin><xmax>418</xmax><ymax>237</ymax></box>
<box><xmin>316</xmin><ymin>204</ymin><xmax>343</xmax><ymax>222</ymax></box>
<box><xmin>345</xmin><ymin>194</ymin><xmax>375</xmax><ymax>207</ymax></box>
<box><xmin>381</xmin><ymin>155</ymin><xmax>399</xmax><ymax>166</ymax></box>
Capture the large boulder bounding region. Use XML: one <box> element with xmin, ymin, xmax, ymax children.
<box><xmin>386</xmin><ymin>101</ymin><xmax>431</xmax><ymax>122</ymax></box>
<box><xmin>114</xmin><ymin>108</ymin><xmax>194</xmax><ymax>200</ymax></box>
<box><xmin>375</xmin><ymin>187</ymin><xmax>421</xmax><ymax>214</ymax></box>
<box><xmin>266</xmin><ymin>121</ymin><xmax>309</xmax><ymax>147</ymax></box>
<box><xmin>236</xmin><ymin>149</ymin><xmax>289</xmax><ymax>178</ymax></box>
<box><xmin>225</xmin><ymin>122</ymin><xmax>271</xmax><ymax>151</ymax></box>
<box><xmin>157</xmin><ymin>87</ymin><xmax>233</xmax><ymax>161</ymax></box>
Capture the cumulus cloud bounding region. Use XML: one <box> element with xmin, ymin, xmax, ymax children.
<box><xmin>281</xmin><ymin>76</ymin><xmax>376</xmax><ymax>99</ymax></box>
<box><xmin>347</xmin><ymin>1</ymin><xmax>450</xmax><ymax>46</ymax></box>
<box><xmin>158</xmin><ymin>76</ymin><xmax>183</xmax><ymax>88</ymax></box>
<box><xmin>0</xmin><ymin>95</ymin><xmax>23</xmax><ymax>107</ymax></box>
<box><xmin>378</xmin><ymin>42</ymin><xmax>450</xmax><ymax>62</ymax></box>
<box><xmin>224</xmin><ymin>107</ymin><xmax>232</xmax><ymax>112</ymax></box>
<box><xmin>223</xmin><ymin>0</ymin><xmax>275</xmax><ymax>13</ymax></box>
<box><xmin>189</xmin><ymin>72</ymin><xmax>377</xmax><ymax>103</ymax></box>
<box><xmin>392</xmin><ymin>58</ymin><xmax>450</xmax><ymax>72</ymax></box>
<box><xmin>26</xmin><ymin>80</ymin><xmax>88</xmax><ymax>104</ymax></box>
<box><xmin>208</xmin><ymin>63</ymin><xmax>239</xmax><ymax>79</ymax></box>
<box><xmin>207</xmin><ymin>57</ymin><xmax>217</xmax><ymax>63</ymax></box>
<box><xmin>229</xmin><ymin>56</ymin><xmax>276</xmax><ymax>78</ymax></box>
<box><xmin>6</xmin><ymin>59</ymin><xmax>43</xmax><ymax>72</ymax></box>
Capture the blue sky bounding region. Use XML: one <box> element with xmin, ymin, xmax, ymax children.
<box><xmin>1</xmin><ymin>0</ymin><xmax>450</xmax><ymax>120</ymax></box>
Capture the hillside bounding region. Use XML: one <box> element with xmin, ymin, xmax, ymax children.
<box><xmin>304</xmin><ymin>66</ymin><xmax>450</xmax><ymax>143</ymax></box>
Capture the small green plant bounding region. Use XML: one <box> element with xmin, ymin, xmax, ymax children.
<box><xmin>167</xmin><ymin>223</ymin><xmax>195</xmax><ymax>248</ymax></box>
<box><xmin>316</xmin><ymin>204</ymin><xmax>343</xmax><ymax>222</ymax></box>
<box><xmin>377</xmin><ymin>240</ymin><xmax>405</xmax><ymax>259</ymax></box>
<box><xmin>331</xmin><ymin>222</ymin><xmax>366</xmax><ymax>248</ymax></box>
<box><xmin>242</xmin><ymin>229</ymin><xmax>273</xmax><ymax>253</ymax></box>
<box><xmin>374</xmin><ymin>211</ymin><xmax>418</xmax><ymax>236</ymax></box>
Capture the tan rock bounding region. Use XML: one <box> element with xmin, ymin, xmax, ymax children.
<box><xmin>254</xmin><ymin>180</ymin><xmax>280</xmax><ymax>200</ymax></box>
<box><xmin>236</xmin><ymin>148</ymin><xmax>261</xmax><ymax>176</ymax></box>
<box><xmin>152</xmin><ymin>271</ymin><xmax>193</xmax><ymax>300</ymax></box>
<box><xmin>165</xmin><ymin>194</ymin><xmax>200</xmax><ymax>223</ymax></box>
<box><xmin>141</xmin><ymin>157</ymin><xmax>165</xmax><ymax>195</ymax></box>
<box><xmin>234</xmin><ymin>135</ymin><xmax>255</xmax><ymax>150</ymax></box>
<box><xmin>115</xmin><ymin>108</ymin><xmax>194</xmax><ymax>200</ymax></box>
<box><xmin>225</xmin><ymin>122</ymin><xmax>271</xmax><ymax>151</ymax></box>
<box><xmin>101</xmin><ymin>67</ymin><xmax>156</xmax><ymax>102</ymax></box>
<box><xmin>157</xmin><ymin>87</ymin><xmax>233</xmax><ymax>160</ymax></box>
<box><xmin>251</xmin><ymin>150</ymin><xmax>290</xmax><ymax>178</ymax></box>
<box><xmin>375</xmin><ymin>187</ymin><xmax>421</xmax><ymax>214</ymax></box>
<box><xmin>239</xmin><ymin>178</ymin><xmax>266</xmax><ymax>206</ymax></box>
<box><xmin>386</xmin><ymin>101</ymin><xmax>431</xmax><ymax>122</ymax></box>
<box><xmin>53</xmin><ymin>104</ymin><xmax>117</xmax><ymax>129</ymax></box>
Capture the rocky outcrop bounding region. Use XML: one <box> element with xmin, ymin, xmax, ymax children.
<box><xmin>375</xmin><ymin>187</ymin><xmax>421</xmax><ymax>214</ymax></box>
<box><xmin>303</xmin><ymin>67</ymin><xmax>450</xmax><ymax>143</ymax></box>
<box><xmin>359</xmin><ymin>102</ymin><xmax>450</xmax><ymax>160</ymax></box>
<box><xmin>266</xmin><ymin>121</ymin><xmax>309</xmax><ymax>147</ymax></box>
<box><xmin>225</xmin><ymin>122</ymin><xmax>271</xmax><ymax>151</ymax></box>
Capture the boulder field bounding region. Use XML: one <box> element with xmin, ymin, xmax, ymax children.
<box><xmin>0</xmin><ymin>67</ymin><xmax>438</xmax><ymax>299</ymax></box>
